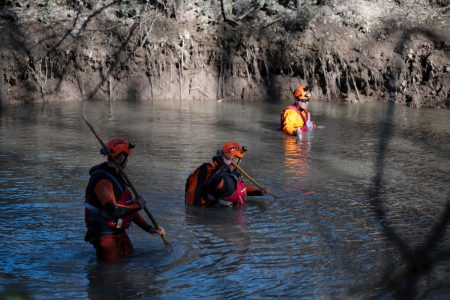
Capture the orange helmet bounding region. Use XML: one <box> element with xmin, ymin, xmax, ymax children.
<box><xmin>101</xmin><ymin>137</ymin><xmax>134</xmax><ymax>156</ymax></box>
<box><xmin>221</xmin><ymin>141</ymin><xmax>247</xmax><ymax>158</ymax></box>
<box><xmin>293</xmin><ymin>85</ymin><xmax>311</xmax><ymax>101</ymax></box>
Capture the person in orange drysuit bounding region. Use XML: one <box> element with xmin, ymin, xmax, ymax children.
<box><xmin>185</xmin><ymin>141</ymin><xmax>267</xmax><ymax>207</ymax></box>
<box><xmin>84</xmin><ymin>137</ymin><xmax>165</xmax><ymax>262</ymax></box>
<box><xmin>281</xmin><ymin>85</ymin><xmax>317</xmax><ymax>136</ymax></box>
<box><xmin>206</xmin><ymin>142</ymin><xmax>267</xmax><ymax>207</ymax></box>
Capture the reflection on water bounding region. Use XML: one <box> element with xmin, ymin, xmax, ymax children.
<box><xmin>0</xmin><ymin>100</ymin><xmax>449</xmax><ymax>299</ymax></box>
<box><xmin>282</xmin><ymin>133</ymin><xmax>317</xmax><ymax>201</ymax></box>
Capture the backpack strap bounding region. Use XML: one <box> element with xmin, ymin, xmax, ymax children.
<box><xmin>185</xmin><ymin>161</ymin><xmax>219</xmax><ymax>206</ymax></box>
<box><xmin>194</xmin><ymin>163</ymin><xmax>210</xmax><ymax>206</ymax></box>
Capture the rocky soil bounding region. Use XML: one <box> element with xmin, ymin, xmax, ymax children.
<box><xmin>0</xmin><ymin>0</ymin><xmax>449</xmax><ymax>108</ymax></box>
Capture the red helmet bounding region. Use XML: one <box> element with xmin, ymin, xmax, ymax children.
<box><xmin>101</xmin><ymin>137</ymin><xmax>134</xmax><ymax>156</ymax></box>
<box><xmin>221</xmin><ymin>141</ymin><xmax>247</xmax><ymax>158</ymax></box>
<box><xmin>293</xmin><ymin>85</ymin><xmax>312</xmax><ymax>101</ymax></box>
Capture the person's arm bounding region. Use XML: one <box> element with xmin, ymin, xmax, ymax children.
<box><xmin>132</xmin><ymin>212</ymin><xmax>152</xmax><ymax>232</ymax></box>
<box><xmin>205</xmin><ymin>164</ymin><xmax>236</xmax><ymax>198</ymax></box>
<box><xmin>246</xmin><ymin>183</ymin><xmax>266</xmax><ymax>196</ymax></box>
<box><xmin>94</xmin><ymin>179</ymin><xmax>143</xmax><ymax>218</ymax></box>
<box><xmin>132</xmin><ymin>213</ymin><xmax>165</xmax><ymax>234</ymax></box>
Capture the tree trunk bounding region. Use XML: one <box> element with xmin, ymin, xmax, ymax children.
<box><xmin>297</xmin><ymin>0</ymin><xmax>303</xmax><ymax>15</ymax></box>
<box><xmin>0</xmin><ymin>68</ymin><xmax>7</xmax><ymax>110</ymax></box>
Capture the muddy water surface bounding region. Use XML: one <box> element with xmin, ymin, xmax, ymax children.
<box><xmin>0</xmin><ymin>100</ymin><xmax>449</xmax><ymax>299</ymax></box>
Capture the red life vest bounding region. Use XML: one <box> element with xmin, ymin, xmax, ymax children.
<box><xmin>218</xmin><ymin>177</ymin><xmax>247</xmax><ymax>207</ymax></box>
<box><xmin>185</xmin><ymin>161</ymin><xmax>219</xmax><ymax>206</ymax></box>
<box><xmin>85</xmin><ymin>165</ymin><xmax>134</xmax><ymax>234</ymax></box>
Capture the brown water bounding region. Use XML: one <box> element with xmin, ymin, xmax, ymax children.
<box><xmin>0</xmin><ymin>100</ymin><xmax>449</xmax><ymax>299</ymax></box>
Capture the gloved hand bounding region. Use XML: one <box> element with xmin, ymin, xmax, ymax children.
<box><xmin>136</xmin><ymin>197</ymin><xmax>146</xmax><ymax>209</ymax></box>
<box><xmin>306</xmin><ymin>112</ymin><xmax>314</xmax><ymax>129</ymax></box>
<box><xmin>149</xmin><ymin>226</ymin><xmax>165</xmax><ymax>236</ymax></box>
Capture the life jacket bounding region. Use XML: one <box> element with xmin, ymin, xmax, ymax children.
<box><xmin>218</xmin><ymin>175</ymin><xmax>247</xmax><ymax>207</ymax></box>
<box><xmin>185</xmin><ymin>161</ymin><xmax>218</xmax><ymax>206</ymax></box>
<box><xmin>281</xmin><ymin>105</ymin><xmax>311</xmax><ymax>133</ymax></box>
<box><xmin>85</xmin><ymin>164</ymin><xmax>134</xmax><ymax>235</ymax></box>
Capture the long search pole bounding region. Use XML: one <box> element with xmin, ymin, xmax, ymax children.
<box><xmin>231</xmin><ymin>161</ymin><xmax>278</xmax><ymax>199</ymax></box>
<box><xmin>82</xmin><ymin>114</ymin><xmax>169</xmax><ymax>244</ymax></box>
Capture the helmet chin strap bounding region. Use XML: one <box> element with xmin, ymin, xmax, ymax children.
<box><xmin>228</xmin><ymin>156</ymin><xmax>241</xmax><ymax>168</ymax></box>
<box><xmin>108</xmin><ymin>153</ymin><xmax>128</xmax><ymax>169</ymax></box>
<box><xmin>120</xmin><ymin>154</ymin><xmax>129</xmax><ymax>168</ymax></box>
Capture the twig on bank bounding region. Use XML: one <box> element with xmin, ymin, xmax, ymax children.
<box><xmin>190</xmin><ymin>87</ymin><xmax>211</xmax><ymax>99</ymax></box>
<box><xmin>262</xmin><ymin>16</ymin><xmax>284</xmax><ymax>28</ymax></box>
<box><xmin>27</xmin><ymin>57</ymin><xmax>50</xmax><ymax>100</ymax></box>
<box><xmin>220</xmin><ymin>0</ymin><xmax>239</xmax><ymax>26</ymax></box>
<box><xmin>350</xmin><ymin>70</ymin><xmax>360</xmax><ymax>101</ymax></box>
<box><xmin>236</xmin><ymin>4</ymin><xmax>261</xmax><ymax>21</ymax></box>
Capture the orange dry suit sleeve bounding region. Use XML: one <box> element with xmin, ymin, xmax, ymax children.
<box><xmin>132</xmin><ymin>213</ymin><xmax>154</xmax><ymax>232</ymax></box>
<box><xmin>246</xmin><ymin>184</ymin><xmax>264</xmax><ymax>196</ymax></box>
<box><xmin>94</xmin><ymin>179</ymin><xmax>142</xmax><ymax>219</ymax></box>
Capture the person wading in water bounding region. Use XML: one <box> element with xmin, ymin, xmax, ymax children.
<box><xmin>185</xmin><ymin>141</ymin><xmax>267</xmax><ymax>207</ymax></box>
<box><xmin>84</xmin><ymin>136</ymin><xmax>165</xmax><ymax>262</ymax></box>
<box><xmin>281</xmin><ymin>85</ymin><xmax>317</xmax><ymax>136</ymax></box>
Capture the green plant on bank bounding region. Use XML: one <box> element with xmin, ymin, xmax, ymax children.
<box><xmin>186</xmin><ymin>0</ymin><xmax>194</xmax><ymax>11</ymax></box>
<box><xmin>430</xmin><ymin>0</ymin><xmax>450</xmax><ymax>6</ymax></box>
<box><xmin>66</xmin><ymin>0</ymin><xmax>86</xmax><ymax>10</ymax></box>
<box><xmin>265</xmin><ymin>0</ymin><xmax>276</xmax><ymax>9</ymax></box>
<box><xmin>116</xmin><ymin>2</ymin><xmax>141</xmax><ymax>18</ymax></box>
<box><xmin>228</xmin><ymin>0</ymin><xmax>286</xmax><ymax>17</ymax></box>
<box><xmin>37</xmin><ymin>0</ymin><xmax>53</xmax><ymax>23</ymax></box>
<box><xmin>195</xmin><ymin>0</ymin><xmax>205</xmax><ymax>6</ymax></box>
<box><xmin>1</xmin><ymin>10</ymin><xmax>19</xmax><ymax>22</ymax></box>
<box><xmin>4</xmin><ymin>0</ymin><xmax>17</xmax><ymax>6</ymax></box>
<box><xmin>285</xmin><ymin>5</ymin><xmax>315</xmax><ymax>31</ymax></box>
<box><xmin>301</xmin><ymin>6</ymin><xmax>314</xmax><ymax>22</ymax></box>
<box><xmin>185</xmin><ymin>0</ymin><xmax>198</xmax><ymax>10</ymax></box>
<box><xmin>230</xmin><ymin>0</ymin><xmax>244</xmax><ymax>14</ymax></box>
<box><xmin>225</xmin><ymin>2</ymin><xmax>233</xmax><ymax>15</ymax></box>
<box><xmin>3</xmin><ymin>0</ymin><xmax>54</xmax><ymax>6</ymax></box>
<box><xmin>187</xmin><ymin>0</ymin><xmax>209</xmax><ymax>16</ymax></box>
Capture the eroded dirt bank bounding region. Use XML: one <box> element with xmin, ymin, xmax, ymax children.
<box><xmin>0</xmin><ymin>0</ymin><xmax>449</xmax><ymax>108</ymax></box>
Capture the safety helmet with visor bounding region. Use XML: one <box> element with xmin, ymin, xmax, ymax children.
<box><xmin>220</xmin><ymin>141</ymin><xmax>247</xmax><ymax>158</ymax></box>
<box><xmin>293</xmin><ymin>85</ymin><xmax>312</xmax><ymax>102</ymax></box>
<box><xmin>100</xmin><ymin>137</ymin><xmax>135</xmax><ymax>157</ymax></box>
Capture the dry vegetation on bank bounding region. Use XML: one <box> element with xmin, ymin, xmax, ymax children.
<box><xmin>0</xmin><ymin>0</ymin><xmax>449</xmax><ymax>108</ymax></box>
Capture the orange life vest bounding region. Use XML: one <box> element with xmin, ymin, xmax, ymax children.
<box><xmin>185</xmin><ymin>161</ymin><xmax>219</xmax><ymax>206</ymax></box>
<box><xmin>85</xmin><ymin>166</ymin><xmax>134</xmax><ymax>234</ymax></box>
<box><xmin>280</xmin><ymin>105</ymin><xmax>310</xmax><ymax>134</ymax></box>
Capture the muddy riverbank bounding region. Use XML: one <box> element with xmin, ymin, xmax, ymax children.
<box><xmin>0</xmin><ymin>0</ymin><xmax>449</xmax><ymax>108</ymax></box>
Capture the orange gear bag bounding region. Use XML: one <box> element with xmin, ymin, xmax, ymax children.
<box><xmin>185</xmin><ymin>161</ymin><xmax>218</xmax><ymax>206</ymax></box>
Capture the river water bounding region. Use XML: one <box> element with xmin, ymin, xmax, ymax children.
<box><xmin>0</xmin><ymin>99</ymin><xmax>449</xmax><ymax>299</ymax></box>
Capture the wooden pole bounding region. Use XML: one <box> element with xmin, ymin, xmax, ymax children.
<box><xmin>231</xmin><ymin>161</ymin><xmax>278</xmax><ymax>199</ymax></box>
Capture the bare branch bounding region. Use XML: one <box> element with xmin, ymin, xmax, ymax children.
<box><xmin>220</xmin><ymin>0</ymin><xmax>239</xmax><ymax>26</ymax></box>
